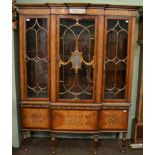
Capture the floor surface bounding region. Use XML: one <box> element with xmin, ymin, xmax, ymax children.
<box><xmin>12</xmin><ymin>138</ymin><xmax>143</xmax><ymax>155</ymax></box>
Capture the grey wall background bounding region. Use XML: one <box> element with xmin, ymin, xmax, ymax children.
<box><xmin>16</xmin><ymin>0</ymin><xmax>143</xmax><ymax>6</ymax></box>
<box><xmin>12</xmin><ymin>0</ymin><xmax>143</xmax><ymax>148</ymax></box>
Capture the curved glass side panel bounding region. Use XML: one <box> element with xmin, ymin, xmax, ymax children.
<box><xmin>26</xmin><ymin>18</ymin><xmax>48</xmax><ymax>98</ymax></box>
<box><xmin>104</xmin><ymin>19</ymin><xmax>128</xmax><ymax>99</ymax></box>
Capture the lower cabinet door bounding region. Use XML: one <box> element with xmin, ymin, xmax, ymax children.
<box><xmin>22</xmin><ymin>108</ymin><xmax>51</xmax><ymax>129</ymax></box>
<box><xmin>99</xmin><ymin>110</ymin><xmax>128</xmax><ymax>130</ymax></box>
<box><xmin>52</xmin><ymin>110</ymin><xmax>97</xmax><ymax>131</ymax></box>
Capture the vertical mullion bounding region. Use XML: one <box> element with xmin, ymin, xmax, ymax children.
<box><xmin>102</xmin><ymin>16</ymin><xmax>107</xmax><ymax>102</ymax></box>
<box><xmin>96</xmin><ymin>16</ymin><xmax>104</xmax><ymax>103</ymax></box>
<box><xmin>19</xmin><ymin>15</ymin><xmax>25</xmax><ymax>100</ymax></box>
<box><xmin>47</xmin><ymin>16</ymin><xmax>51</xmax><ymax>100</ymax></box>
<box><xmin>24</xmin><ymin>16</ymin><xmax>27</xmax><ymax>100</ymax></box>
<box><xmin>35</xmin><ymin>20</ymin><xmax>38</xmax><ymax>90</ymax></box>
<box><xmin>51</xmin><ymin>15</ymin><xmax>57</xmax><ymax>102</ymax></box>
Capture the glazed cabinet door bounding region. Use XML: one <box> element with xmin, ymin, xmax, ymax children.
<box><xmin>57</xmin><ymin>16</ymin><xmax>97</xmax><ymax>102</ymax></box>
<box><xmin>20</xmin><ymin>16</ymin><xmax>50</xmax><ymax>101</ymax></box>
<box><xmin>102</xmin><ymin>16</ymin><xmax>134</xmax><ymax>102</ymax></box>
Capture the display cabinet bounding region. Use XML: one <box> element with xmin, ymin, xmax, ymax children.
<box><xmin>17</xmin><ymin>3</ymin><xmax>138</xmax><ymax>154</ymax></box>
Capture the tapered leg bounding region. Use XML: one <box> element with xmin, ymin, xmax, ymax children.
<box><xmin>51</xmin><ymin>134</ymin><xmax>56</xmax><ymax>155</ymax></box>
<box><xmin>121</xmin><ymin>132</ymin><xmax>126</xmax><ymax>153</ymax></box>
<box><xmin>116</xmin><ymin>132</ymin><xmax>119</xmax><ymax>141</ymax></box>
<box><xmin>93</xmin><ymin>135</ymin><xmax>99</xmax><ymax>155</ymax></box>
<box><xmin>23</xmin><ymin>131</ymin><xmax>28</xmax><ymax>152</ymax></box>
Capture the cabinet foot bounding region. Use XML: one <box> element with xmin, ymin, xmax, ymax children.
<box><xmin>51</xmin><ymin>134</ymin><xmax>56</xmax><ymax>155</ymax></box>
<box><xmin>116</xmin><ymin>132</ymin><xmax>119</xmax><ymax>141</ymax></box>
<box><xmin>121</xmin><ymin>132</ymin><xmax>126</xmax><ymax>153</ymax></box>
<box><xmin>93</xmin><ymin>135</ymin><xmax>98</xmax><ymax>155</ymax></box>
<box><xmin>22</xmin><ymin>131</ymin><xmax>29</xmax><ymax>152</ymax></box>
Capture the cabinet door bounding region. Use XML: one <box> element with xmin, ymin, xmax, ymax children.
<box><xmin>102</xmin><ymin>17</ymin><xmax>133</xmax><ymax>102</ymax></box>
<box><xmin>20</xmin><ymin>16</ymin><xmax>50</xmax><ymax>100</ymax></box>
<box><xmin>57</xmin><ymin>16</ymin><xmax>96</xmax><ymax>102</ymax></box>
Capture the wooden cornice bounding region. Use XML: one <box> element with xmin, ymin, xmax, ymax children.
<box><xmin>16</xmin><ymin>3</ymin><xmax>141</xmax><ymax>10</ymax></box>
<box><xmin>16</xmin><ymin>3</ymin><xmax>139</xmax><ymax>16</ymax></box>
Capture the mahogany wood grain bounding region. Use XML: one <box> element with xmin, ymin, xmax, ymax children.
<box><xmin>138</xmin><ymin>70</ymin><xmax>143</xmax><ymax>123</ymax></box>
<box><xmin>19</xmin><ymin>15</ymin><xmax>25</xmax><ymax>100</ymax></box>
<box><xmin>126</xmin><ymin>17</ymin><xmax>136</xmax><ymax>103</ymax></box>
<box><xmin>51</xmin><ymin>15</ymin><xmax>57</xmax><ymax>102</ymax></box>
<box><xmin>17</xmin><ymin>4</ymin><xmax>138</xmax><ymax>16</ymax></box>
<box><xmin>18</xmin><ymin>5</ymin><xmax>138</xmax><ymax>136</ymax></box>
<box><xmin>22</xmin><ymin>108</ymin><xmax>51</xmax><ymax>129</ymax></box>
<box><xmin>96</xmin><ymin>16</ymin><xmax>104</xmax><ymax>103</ymax></box>
<box><xmin>99</xmin><ymin>110</ymin><xmax>128</xmax><ymax>130</ymax></box>
<box><xmin>18</xmin><ymin>8</ymin><xmax>50</xmax><ymax>15</ymax></box>
<box><xmin>52</xmin><ymin>110</ymin><xmax>97</xmax><ymax>131</ymax></box>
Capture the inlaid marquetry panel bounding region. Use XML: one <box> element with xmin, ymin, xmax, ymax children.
<box><xmin>99</xmin><ymin>110</ymin><xmax>128</xmax><ymax>130</ymax></box>
<box><xmin>105</xmin><ymin>9</ymin><xmax>138</xmax><ymax>16</ymax></box>
<box><xmin>18</xmin><ymin>9</ymin><xmax>50</xmax><ymax>15</ymax></box>
<box><xmin>22</xmin><ymin>108</ymin><xmax>51</xmax><ymax>129</ymax></box>
<box><xmin>52</xmin><ymin>110</ymin><xmax>97</xmax><ymax>131</ymax></box>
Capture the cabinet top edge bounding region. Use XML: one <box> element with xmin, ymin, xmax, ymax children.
<box><xmin>16</xmin><ymin>3</ymin><xmax>142</xmax><ymax>10</ymax></box>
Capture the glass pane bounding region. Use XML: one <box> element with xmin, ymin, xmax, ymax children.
<box><xmin>26</xmin><ymin>18</ymin><xmax>48</xmax><ymax>98</ymax></box>
<box><xmin>104</xmin><ymin>19</ymin><xmax>128</xmax><ymax>99</ymax></box>
<box><xmin>115</xmin><ymin>62</ymin><xmax>126</xmax><ymax>98</ymax></box>
<box><xmin>37</xmin><ymin>29</ymin><xmax>47</xmax><ymax>58</ymax></box>
<box><xmin>105</xmin><ymin>62</ymin><xmax>116</xmax><ymax>89</ymax></box>
<box><xmin>27</xmin><ymin>61</ymin><xmax>36</xmax><ymax>88</ymax></box>
<box><xmin>117</xmin><ymin>31</ymin><xmax>128</xmax><ymax>59</ymax></box>
<box><xmin>26</xmin><ymin>30</ymin><xmax>36</xmax><ymax>58</ymax></box>
<box><xmin>106</xmin><ymin>31</ymin><xmax>117</xmax><ymax>59</ymax></box>
<box><xmin>59</xmin><ymin>18</ymin><xmax>95</xmax><ymax>100</ymax></box>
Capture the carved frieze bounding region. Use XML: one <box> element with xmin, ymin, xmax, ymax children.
<box><xmin>20</xmin><ymin>102</ymin><xmax>130</xmax><ymax>110</ymax></box>
<box><xmin>21</xmin><ymin>104</ymin><xmax>50</xmax><ymax>108</ymax></box>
